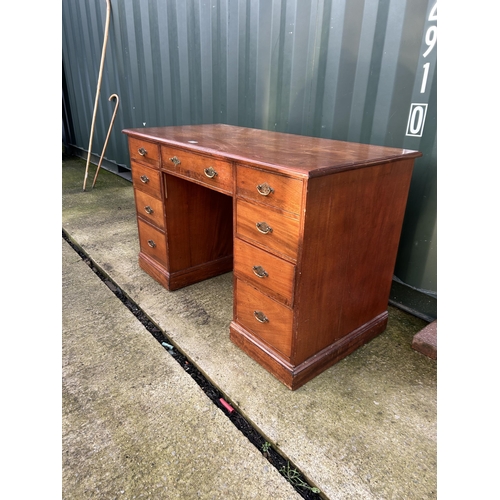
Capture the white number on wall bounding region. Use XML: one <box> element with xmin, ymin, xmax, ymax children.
<box><xmin>406</xmin><ymin>2</ymin><xmax>436</xmax><ymax>137</ymax></box>
<box><xmin>406</xmin><ymin>104</ymin><xmax>428</xmax><ymax>137</ymax></box>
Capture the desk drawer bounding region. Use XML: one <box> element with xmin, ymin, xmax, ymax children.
<box><xmin>161</xmin><ymin>146</ymin><xmax>233</xmax><ymax>194</ymax></box>
<box><xmin>137</xmin><ymin>219</ymin><xmax>167</xmax><ymax>267</ymax></box>
<box><xmin>128</xmin><ymin>137</ymin><xmax>160</xmax><ymax>168</ymax></box>
<box><xmin>131</xmin><ymin>162</ymin><xmax>162</xmax><ymax>198</ymax></box>
<box><xmin>236</xmin><ymin>199</ymin><xmax>300</xmax><ymax>261</ymax></box>
<box><xmin>237</xmin><ymin>165</ymin><xmax>303</xmax><ymax>215</ymax></box>
<box><xmin>234</xmin><ymin>238</ymin><xmax>295</xmax><ymax>306</ymax></box>
<box><xmin>235</xmin><ymin>279</ymin><xmax>293</xmax><ymax>359</ymax></box>
<box><xmin>134</xmin><ymin>189</ymin><xmax>165</xmax><ymax>229</ymax></box>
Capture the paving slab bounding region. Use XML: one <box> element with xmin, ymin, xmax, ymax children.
<box><xmin>412</xmin><ymin>321</ymin><xmax>437</xmax><ymax>360</ymax></box>
<box><xmin>63</xmin><ymin>158</ymin><xmax>437</xmax><ymax>499</ymax></box>
<box><xmin>62</xmin><ymin>238</ymin><xmax>300</xmax><ymax>499</ymax></box>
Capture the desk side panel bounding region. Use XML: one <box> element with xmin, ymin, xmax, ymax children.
<box><xmin>293</xmin><ymin>159</ymin><xmax>415</xmax><ymax>364</ymax></box>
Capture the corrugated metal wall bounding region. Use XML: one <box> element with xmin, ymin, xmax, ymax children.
<box><xmin>62</xmin><ymin>0</ymin><xmax>437</xmax><ymax>301</ymax></box>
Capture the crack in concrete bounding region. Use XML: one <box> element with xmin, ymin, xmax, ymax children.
<box><xmin>62</xmin><ymin>229</ymin><xmax>322</xmax><ymax>499</ymax></box>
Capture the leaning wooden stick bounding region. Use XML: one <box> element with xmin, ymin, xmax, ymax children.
<box><xmin>83</xmin><ymin>0</ymin><xmax>111</xmax><ymax>191</ymax></box>
<box><xmin>92</xmin><ymin>94</ymin><xmax>120</xmax><ymax>188</ymax></box>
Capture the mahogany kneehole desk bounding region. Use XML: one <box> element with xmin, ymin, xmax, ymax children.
<box><xmin>123</xmin><ymin>124</ymin><xmax>421</xmax><ymax>390</ymax></box>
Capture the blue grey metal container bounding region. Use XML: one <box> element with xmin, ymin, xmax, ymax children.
<box><xmin>62</xmin><ymin>0</ymin><xmax>437</xmax><ymax>318</ymax></box>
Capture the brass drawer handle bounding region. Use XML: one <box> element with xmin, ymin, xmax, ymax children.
<box><xmin>147</xmin><ymin>239</ymin><xmax>156</xmax><ymax>248</ymax></box>
<box><xmin>256</xmin><ymin>182</ymin><xmax>274</xmax><ymax>196</ymax></box>
<box><xmin>140</xmin><ymin>174</ymin><xmax>149</xmax><ymax>184</ymax></box>
<box><xmin>252</xmin><ymin>265</ymin><xmax>268</xmax><ymax>278</ymax></box>
<box><xmin>254</xmin><ymin>310</ymin><xmax>269</xmax><ymax>323</ymax></box>
<box><xmin>144</xmin><ymin>206</ymin><xmax>154</xmax><ymax>214</ymax></box>
<box><xmin>138</xmin><ymin>147</ymin><xmax>147</xmax><ymax>156</ymax></box>
<box><xmin>256</xmin><ymin>221</ymin><xmax>273</xmax><ymax>234</ymax></box>
<box><xmin>204</xmin><ymin>166</ymin><xmax>218</xmax><ymax>178</ymax></box>
<box><xmin>170</xmin><ymin>156</ymin><xmax>181</xmax><ymax>166</ymax></box>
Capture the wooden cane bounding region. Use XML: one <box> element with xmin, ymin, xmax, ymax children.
<box><xmin>92</xmin><ymin>94</ymin><xmax>120</xmax><ymax>188</ymax></box>
<box><xmin>83</xmin><ymin>0</ymin><xmax>111</xmax><ymax>191</ymax></box>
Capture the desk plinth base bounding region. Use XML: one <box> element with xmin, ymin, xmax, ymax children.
<box><xmin>139</xmin><ymin>253</ymin><xmax>233</xmax><ymax>291</ymax></box>
<box><xmin>230</xmin><ymin>312</ymin><xmax>388</xmax><ymax>390</ymax></box>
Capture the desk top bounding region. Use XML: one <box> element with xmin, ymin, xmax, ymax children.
<box><xmin>123</xmin><ymin>124</ymin><xmax>421</xmax><ymax>178</ymax></box>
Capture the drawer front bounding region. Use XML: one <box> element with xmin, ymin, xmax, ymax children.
<box><xmin>234</xmin><ymin>238</ymin><xmax>295</xmax><ymax>306</ymax></box>
<box><xmin>128</xmin><ymin>137</ymin><xmax>160</xmax><ymax>168</ymax></box>
<box><xmin>235</xmin><ymin>279</ymin><xmax>293</xmax><ymax>359</ymax></box>
<box><xmin>237</xmin><ymin>165</ymin><xmax>303</xmax><ymax>214</ymax></box>
<box><xmin>137</xmin><ymin>219</ymin><xmax>167</xmax><ymax>267</ymax></box>
<box><xmin>236</xmin><ymin>199</ymin><xmax>300</xmax><ymax>261</ymax></box>
<box><xmin>134</xmin><ymin>189</ymin><xmax>165</xmax><ymax>229</ymax></box>
<box><xmin>161</xmin><ymin>146</ymin><xmax>233</xmax><ymax>194</ymax></box>
<box><xmin>131</xmin><ymin>162</ymin><xmax>162</xmax><ymax>198</ymax></box>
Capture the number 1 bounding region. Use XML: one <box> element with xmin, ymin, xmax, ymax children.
<box><xmin>420</xmin><ymin>62</ymin><xmax>430</xmax><ymax>93</ymax></box>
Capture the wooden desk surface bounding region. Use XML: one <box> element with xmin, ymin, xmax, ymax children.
<box><xmin>123</xmin><ymin>124</ymin><xmax>421</xmax><ymax>178</ymax></box>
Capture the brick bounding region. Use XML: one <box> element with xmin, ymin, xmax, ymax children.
<box><xmin>412</xmin><ymin>320</ymin><xmax>437</xmax><ymax>360</ymax></box>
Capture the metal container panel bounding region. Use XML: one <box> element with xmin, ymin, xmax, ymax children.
<box><xmin>62</xmin><ymin>0</ymin><xmax>437</xmax><ymax>297</ymax></box>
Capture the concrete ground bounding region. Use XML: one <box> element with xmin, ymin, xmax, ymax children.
<box><xmin>62</xmin><ymin>157</ymin><xmax>437</xmax><ymax>499</ymax></box>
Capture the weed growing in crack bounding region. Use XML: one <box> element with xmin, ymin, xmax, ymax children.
<box><xmin>280</xmin><ymin>462</ymin><xmax>321</xmax><ymax>494</ymax></box>
<box><xmin>261</xmin><ymin>442</ymin><xmax>272</xmax><ymax>454</ymax></box>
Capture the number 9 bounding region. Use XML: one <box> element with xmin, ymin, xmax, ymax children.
<box><xmin>423</xmin><ymin>26</ymin><xmax>437</xmax><ymax>57</ymax></box>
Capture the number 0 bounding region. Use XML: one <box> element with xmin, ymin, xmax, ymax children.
<box><xmin>410</xmin><ymin>107</ymin><xmax>424</xmax><ymax>134</ymax></box>
<box><xmin>406</xmin><ymin>103</ymin><xmax>428</xmax><ymax>137</ymax></box>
